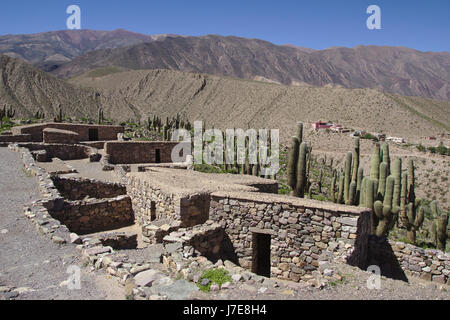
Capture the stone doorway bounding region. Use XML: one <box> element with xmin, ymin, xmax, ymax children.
<box><xmin>251</xmin><ymin>232</ymin><xmax>271</xmax><ymax>277</ymax></box>
<box><xmin>155</xmin><ymin>149</ymin><xmax>161</xmax><ymax>163</ymax></box>
<box><xmin>150</xmin><ymin>201</ymin><xmax>156</xmax><ymax>221</ymax></box>
<box><xmin>88</xmin><ymin>128</ymin><xmax>99</xmax><ymax>141</ymax></box>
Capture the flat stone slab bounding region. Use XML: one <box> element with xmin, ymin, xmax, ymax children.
<box><xmin>155</xmin><ymin>279</ymin><xmax>199</xmax><ymax>300</ymax></box>
<box><xmin>134</xmin><ymin>269</ymin><xmax>165</xmax><ymax>287</ymax></box>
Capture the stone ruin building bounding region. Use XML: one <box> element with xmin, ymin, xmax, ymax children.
<box><xmin>1</xmin><ymin>122</ymin><xmax>448</xmax><ymax>289</ymax></box>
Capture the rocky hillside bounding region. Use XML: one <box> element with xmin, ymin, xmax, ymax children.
<box><xmin>0</xmin><ymin>29</ymin><xmax>178</xmax><ymax>72</ymax></box>
<box><xmin>0</xmin><ymin>55</ymin><xmax>104</xmax><ymax>118</ymax></box>
<box><xmin>1</xmin><ymin>55</ymin><xmax>448</xmax><ymax>143</ymax></box>
<box><xmin>70</xmin><ymin>68</ymin><xmax>449</xmax><ymax>141</ymax></box>
<box><xmin>51</xmin><ymin>34</ymin><xmax>450</xmax><ymax>100</ymax></box>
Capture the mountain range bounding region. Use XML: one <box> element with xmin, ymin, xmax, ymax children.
<box><xmin>0</xmin><ymin>29</ymin><xmax>178</xmax><ymax>72</ymax></box>
<box><xmin>0</xmin><ymin>30</ymin><xmax>449</xmax><ymax>100</ymax></box>
<box><xmin>1</xmin><ymin>54</ymin><xmax>448</xmax><ymax>144</ymax></box>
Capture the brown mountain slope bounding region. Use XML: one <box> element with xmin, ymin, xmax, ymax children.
<box><xmin>1</xmin><ymin>55</ymin><xmax>448</xmax><ymax>144</ymax></box>
<box><xmin>0</xmin><ymin>29</ymin><xmax>179</xmax><ymax>72</ymax></box>
<box><xmin>53</xmin><ymin>34</ymin><xmax>450</xmax><ymax>100</ymax></box>
<box><xmin>70</xmin><ymin>68</ymin><xmax>449</xmax><ymax>142</ymax></box>
<box><xmin>0</xmin><ymin>55</ymin><xmax>105</xmax><ymax>118</ymax></box>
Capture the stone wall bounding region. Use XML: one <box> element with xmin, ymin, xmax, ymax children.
<box><xmin>126</xmin><ymin>175</ymin><xmax>211</xmax><ymax>229</ymax></box>
<box><xmin>126</xmin><ymin>175</ymin><xmax>178</xmax><ymax>226</ymax></box>
<box><xmin>43</xmin><ymin>128</ymin><xmax>80</xmax><ymax>144</ymax></box>
<box><xmin>105</xmin><ymin>141</ymin><xmax>188</xmax><ymax>164</ymax></box>
<box><xmin>51</xmin><ymin>176</ymin><xmax>127</xmax><ymax>201</ymax></box>
<box><xmin>80</xmin><ymin>141</ymin><xmax>106</xmax><ymax>149</ymax></box>
<box><xmin>209</xmin><ymin>191</ymin><xmax>371</xmax><ymax>282</ymax></box>
<box><xmin>12</xmin><ymin>122</ymin><xmax>123</xmax><ymax>142</ymax></box>
<box><xmin>163</xmin><ymin>221</ymin><xmax>225</xmax><ymax>260</ymax></box>
<box><xmin>366</xmin><ymin>238</ymin><xmax>449</xmax><ymax>284</ymax></box>
<box><xmin>0</xmin><ymin>134</ymin><xmax>33</xmax><ymax>143</ymax></box>
<box><xmin>49</xmin><ymin>195</ymin><xmax>134</xmax><ymax>235</ymax></box>
<box><xmin>17</xmin><ymin>143</ymin><xmax>98</xmax><ymax>161</ymax></box>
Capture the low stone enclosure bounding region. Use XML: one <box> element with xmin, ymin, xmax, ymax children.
<box><xmin>10</xmin><ymin>144</ymin><xmax>134</xmax><ymax>237</ymax></box>
<box><xmin>104</xmin><ymin>141</ymin><xmax>189</xmax><ymax>164</ymax></box>
<box><xmin>7</xmin><ymin>139</ymin><xmax>450</xmax><ymax>288</ymax></box>
<box><xmin>11</xmin><ymin>122</ymin><xmax>124</xmax><ymax>143</ymax></box>
<box><xmin>15</xmin><ymin>142</ymin><xmax>101</xmax><ymax>162</ymax></box>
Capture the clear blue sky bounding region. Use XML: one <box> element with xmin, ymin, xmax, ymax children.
<box><xmin>0</xmin><ymin>0</ymin><xmax>449</xmax><ymax>52</ymax></box>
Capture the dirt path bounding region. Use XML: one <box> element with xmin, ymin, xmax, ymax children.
<box><xmin>0</xmin><ymin>148</ymin><xmax>124</xmax><ymax>300</ymax></box>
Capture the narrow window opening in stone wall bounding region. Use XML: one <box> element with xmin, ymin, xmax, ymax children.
<box><xmin>151</xmin><ymin>201</ymin><xmax>156</xmax><ymax>221</ymax></box>
<box><xmin>155</xmin><ymin>149</ymin><xmax>161</xmax><ymax>163</ymax></box>
<box><xmin>251</xmin><ymin>232</ymin><xmax>271</xmax><ymax>277</ymax></box>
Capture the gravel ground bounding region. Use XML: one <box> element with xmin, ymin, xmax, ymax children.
<box><xmin>0</xmin><ymin>148</ymin><xmax>124</xmax><ymax>300</ymax></box>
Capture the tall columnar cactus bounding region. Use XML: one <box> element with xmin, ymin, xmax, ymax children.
<box><xmin>431</xmin><ymin>201</ymin><xmax>449</xmax><ymax>251</ymax></box>
<box><xmin>370</xmin><ymin>142</ymin><xmax>381</xmax><ymax>190</ymax></box>
<box><xmin>0</xmin><ymin>106</ymin><xmax>5</xmax><ymax>126</ymax></box>
<box><xmin>356</xmin><ymin>166</ymin><xmax>363</xmax><ymax>202</ymax></box>
<box><xmin>397</xmin><ymin>159</ymin><xmax>424</xmax><ymax>244</ymax></box>
<box><xmin>54</xmin><ymin>105</ymin><xmax>64</xmax><ymax>122</ymax></box>
<box><xmin>295</xmin><ymin>142</ymin><xmax>308</xmax><ymax>198</ymax></box>
<box><xmin>373</xmin><ymin>176</ymin><xmax>399</xmax><ymax>237</ymax></box>
<box><xmin>318</xmin><ymin>169</ymin><xmax>323</xmax><ymax>194</ymax></box>
<box><xmin>335</xmin><ymin>137</ymin><xmax>360</xmax><ymax>205</ymax></box>
<box><xmin>296</xmin><ymin>121</ymin><xmax>303</xmax><ymax>144</ymax></box>
<box><xmin>287</xmin><ymin>122</ymin><xmax>312</xmax><ymax>198</ymax></box>
<box><xmin>352</xmin><ymin>137</ymin><xmax>360</xmax><ymax>183</ymax></box>
<box><xmin>331</xmin><ymin>170</ymin><xmax>337</xmax><ymax>203</ymax></box>
<box><xmin>6</xmin><ymin>106</ymin><xmax>15</xmax><ymax>118</ymax></box>
<box><xmin>98</xmin><ymin>108</ymin><xmax>104</xmax><ymax>124</ymax></box>
<box><xmin>377</xmin><ymin>162</ymin><xmax>388</xmax><ymax>200</ymax></box>
<box><xmin>344</xmin><ymin>152</ymin><xmax>352</xmax><ymax>204</ymax></box>
<box><xmin>163</xmin><ymin>124</ymin><xmax>169</xmax><ymax>141</ymax></box>
<box><xmin>382</xmin><ymin>142</ymin><xmax>390</xmax><ymax>175</ymax></box>
<box><xmin>287</xmin><ymin>136</ymin><xmax>300</xmax><ymax>191</ymax></box>
<box><xmin>337</xmin><ymin>173</ymin><xmax>344</xmax><ymax>204</ymax></box>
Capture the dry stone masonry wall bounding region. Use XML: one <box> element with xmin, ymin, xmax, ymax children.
<box><xmin>50</xmin><ymin>195</ymin><xmax>133</xmax><ymax>235</ymax></box>
<box><xmin>43</xmin><ymin>128</ymin><xmax>80</xmax><ymax>144</ymax></box>
<box><xmin>209</xmin><ymin>192</ymin><xmax>372</xmax><ymax>282</ymax></box>
<box><xmin>51</xmin><ymin>176</ymin><xmax>127</xmax><ymax>200</ymax></box>
<box><xmin>12</xmin><ymin>122</ymin><xmax>124</xmax><ymax>142</ymax></box>
<box><xmin>105</xmin><ymin>141</ymin><xmax>188</xmax><ymax>164</ymax></box>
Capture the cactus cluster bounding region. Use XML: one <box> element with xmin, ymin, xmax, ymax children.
<box><xmin>359</xmin><ymin>143</ymin><xmax>424</xmax><ymax>240</ymax></box>
<box><xmin>34</xmin><ymin>110</ymin><xmax>45</xmax><ymax>119</ymax></box>
<box><xmin>397</xmin><ymin>159</ymin><xmax>424</xmax><ymax>243</ymax></box>
<box><xmin>54</xmin><ymin>105</ymin><xmax>64</xmax><ymax>123</ymax></box>
<box><xmin>221</xmin><ymin>129</ymin><xmax>274</xmax><ymax>179</ymax></box>
<box><xmin>431</xmin><ymin>201</ymin><xmax>449</xmax><ymax>251</ymax></box>
<box><xmin>287</xmin><ymin>122</ymin><xmax>313</xmax><ymax>198</ymax></box>
<box><xmin>329</xmin><ymin>139</ymin><xmax>425</xmax><ymax>240</ymax></box>
<box><xmin>331</xmin><ymin>137</ymin><xmax>362</xmax><ymax>205</ymax></box>
<box><xmin>1</xmin><ymin>105</ymin><xmax>16</xmax><ymax>125</ymax></box>
<box><xmin>146</xmin><ymin>113</ymin><xmax>192</xmax><ymax>140</ymax></box>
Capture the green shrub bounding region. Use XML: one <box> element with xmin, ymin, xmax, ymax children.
<box><xmin>437</xmin><ymin>142</ymin><xmax>448</xmax><ymax>156</ymax></box>
<box><xmin>278</xmin><ymin>183</ymin><xmax>292</xmax><ymax>195</ymax></box>
<box><xmin>194</xmin><ymin>164</ymin><xmax>224</xmax><ymax>174</ymax></box>
<box><xmin>197</xmin><ymin>268</ymin><xmax>232</xmax><ymax>292</ymax></box>
<box><xmin>416</xmin><ymin>144</ymin><xmax>426</xmax><ymax>152</ymax></box>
